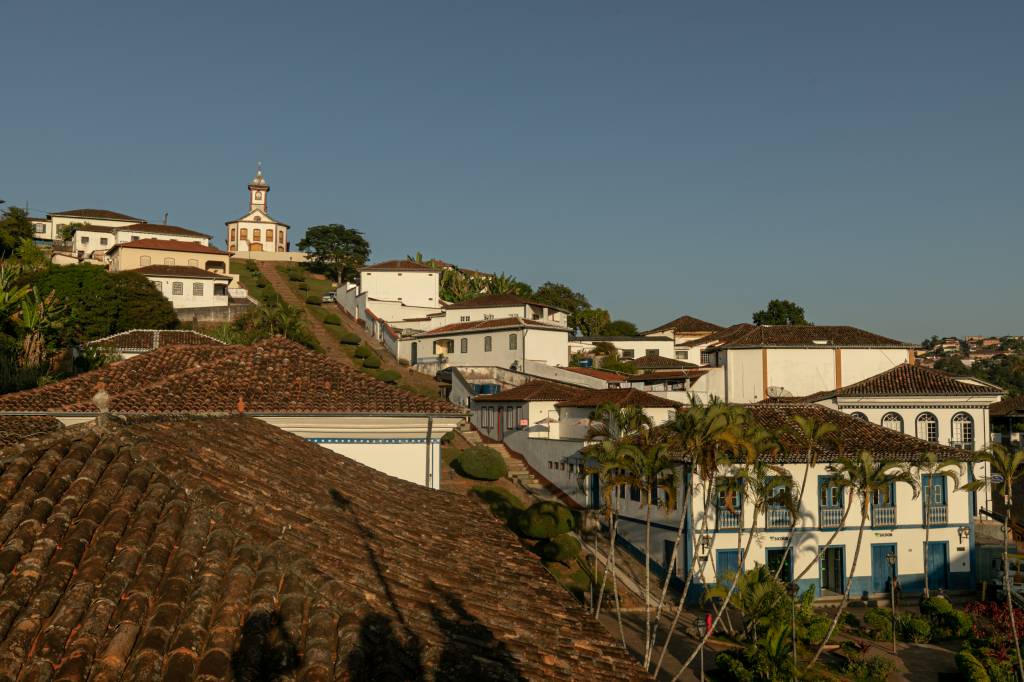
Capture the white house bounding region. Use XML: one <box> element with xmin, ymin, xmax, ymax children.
<box><xmin>641</xmin><ymin>314</ymin><xmax>725</xmax><ymax>362</ymax></box>
<box><xmin>31</xmin><ymin>208</ymin><xmax>142</xmax><ymax>245</ymax></box>
<box><xmin>401</xmin><ymin>318</ymin><xmax>570</xmax><ymax>372</ymax></box>
<box><xmin>442</xmin><ymin>294</ymin><xmax>568</xmax><ymax>327</ymax></box>
<box><xmin>134</xmin><ymin>265</ymin><xmax>232</xmax><ymax>309</ymax></box>
<box><xmin>571</xmin><ymin>335</ymin><xmax>676</xmax><ymax>361</ymax></box>
<box><xmin>471</xmin><ymin>380</ymin><xmax>586</xmax><ymax>441</ymax></box>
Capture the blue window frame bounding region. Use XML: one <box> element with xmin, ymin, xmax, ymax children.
<box><xmin>818</xmin><ymin>476</ymin><xmax>844</xmax><ymax>507</ymax></box>
<box><xmin>922</xmin><ymin>474</ymin><xmax>947</xmax><ymax>505</ymax></box>
<box><xmin>717</xmin><ymin>549</ymin><xmax>740</xmax><ymax>583</ymax></box>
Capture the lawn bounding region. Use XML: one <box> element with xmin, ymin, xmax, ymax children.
<box><xmin>230</xmin><ymin>260</ymin><xmax>278</xmax><ymax>305</ymax></box>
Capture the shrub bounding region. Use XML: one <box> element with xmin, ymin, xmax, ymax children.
<box><xmin>298</xmin><ymin>283</ymin><xmax>309</xmax><ymax>291</ymax></box>
<box><xmin>440</xmin><ymin>430</ymin><xmax>456</xmax><ymax>445</ymax></box>
<box><xmin>354</xmin><ymin>345</ymin><xmax>372</xmax><ymax>359</ymax></box>
<box><xmin>956</xmin><ymin>648</ymin><xmax>991</xmax><ymax>682</ymax></box>
<box><xmin>305</xmin><ymin>295</ymin><xmax>320</xmax><ymax>305</ymax></box>
<box><xmin>456</xmin><ymin>447</ymin><xmax>507</xmax><ymax>481</ymax></box>
<box><xmin>896</xmin><ymin>614</ymin><xmax>931</xmax><ymax>643</ymax></box>
<box><xmin>844</xmin><ymin>654</ymin><xmax>894</xmax><ymax>682</ymax></box>
<box><xmin>339</xmin><ymin>332</ymin><xmax>360</xmax><ymax>345</ymax></box>
<box><xmin>288</xmin><ymin>271</ymin><xmax>304</xmax><ymax>282</ymax></box>
<box><xmin>802</xmin><ymin>617</ymin><xmax>830</xmax><ymax>646</ymax></box>
<box><xmin>863</xmin><ymin>608</ymin><xmax>893</xmax><ymax>641</ymax></box>
<box><xmin>922</xmin><ymin>596</ymin><xmax>972</xmax><ymax>639</ymax></box>
<box><xmin>516</xmin><ymin>501</ymin><xmax>575</xmax><ymax>539</ymax></box>
<box><xmin>538</xmin><ymin>533</ymin><xmax>581</xmax><ymax>563</ymax></box>
<box><xmin>843</xmin><ymin>612</ymin><xmax>861</xmax><ymax>629</ymax></box>
<box><xmin>378</xmin><ymin>369</ymin><xmax>401</xmax><ymax>384</ymax></box>
<box><xmin>323</xmin><ymin>314</ymin><xmax>341</xmax><ymax>326</ymax></box>
<box><xmin>255</xmin><ymin>281</ymin><xmax>266</xmax><ymax>288</ymax></box>
<box><xmin>362</xmin><ymin>355</ymin><xmax>381</xmax><ymax>369</ymax></box>
<box><xmin>714</xmin><ymin>652</ymin><xmax>755</xmax><ymax>682</ymax></box>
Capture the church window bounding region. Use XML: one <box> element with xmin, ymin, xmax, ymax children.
<box><xmin>240</xmin><ymin>228</ymin><xmax>247</xmax><ymax>240</ymax></box>
<box><xmin>193</xmin><ymin>282</ymin><xmax>203</xmax><ymax>296</ymax></box>
<box><xmin>252</xmin><ymin>230</ymin><xmax>260</xmax><ymax>241</ymax></box>
<box><xmin>255</xmin><ymin>192</ymin><xmax>262</xmax><ymax>200</ymax></box>
<box><xmin>140</xmin><ymin>256</ymin><xmax>151</xmax><ymax>266</ymax></box>
<box><xmin>230</xmin><ymin>228</ymin><xmax>235</xmax><ymax>242</ymax></box>
<box><xmin>265</xmin><ymin>229</ymin><xmax>273</xmax><ymax>241</ymax></box>
<box><xmin>254</xmin><ymin>216</ymin><xmax>262</xmax><ymax>222</ymax></box>
<box><xmin>278</xmin><ymin>231</ymin><xmax>284</xmax><ymax>243</ymax></box>
<box><xmin>172</xmin><ymin>282</ymin><xmax>183</xmax><ymax>296</ymax></box>
<box><xmin>164</xmin><ymin>258</ymin><xmax>175</xmax><ymax>266</ymax></box>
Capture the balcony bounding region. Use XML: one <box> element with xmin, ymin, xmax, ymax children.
<box><xmin>717</xmin><ymin>508</ymin><xmax>741</xmax><ymax>529</ymax></box>
<box><xmin>819</xmin><ymin>506</ymin><xmax>844</xmax><ymax>528</ymax></box>
<box><xmin>949</xmin><ymin>440</ymin><xmax>975</xmax><ymax>450</ymax></box>
<box><xmin>766</xmin><ymin>507</ymin><xmax>792</xmax><ymax>529</ymax></box>
<box><xmin>926</xmin><ymin>505</ymin><xmax>948</xmax><ymax>525</ymax></box>
<box><xmin>871</xmin><ymin>505</ymin><xmax>896</xmax><ymax>528</ymax></box>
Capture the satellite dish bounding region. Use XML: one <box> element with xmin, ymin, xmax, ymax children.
<box><xmin>767</xmin><ymin>386</ymin><xmax>792</xmax><ymax>398</ymax></box>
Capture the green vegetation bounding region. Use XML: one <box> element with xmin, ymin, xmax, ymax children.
<box><xmin>322</xmin><ymin>313</ymin><xmax>341</xmax><ymax>326</ymax></box>
<box><xmin>921</xmin><ymin>596</ymin><xmax>973</xmax><ymax>639</ymax></box>
<box><xmin>362</xmin><ymin>355</ymin><xmax>381</xmax><ymax>369</ymax></box>
<box><xmin>842</xmin><ymin>653</ymin><xmax>894</xmax><ymax>682</ymax></box>
<box><xmin>206</xmin><ymin>299</ymin><xmax>317</xmax><ymax>349</ymax></box>
<box><xmin>339</xmin><ymin>332</ymin><xmax>360</xmax><ymax>345</ymax></box>
<box><xmin>469</xmin><ymin>485</ymin><xmax>524</xmax><ymax>531</ymax></box>
<box><xmin>0</xmin><ymin>207</ymin><xmax>34</xmax><ymax>258</ymax></box>
<box><xmin>354</xmin><ymin>344</ymin><xmax>371</xmax><ymax>359</ymax></box>
<box><xmin>305</xmin><ymin>295</ymin><xmax>320</xmax><ymax>305</ymax></box>
<box><xmin>297</xmin><ymin>224</ymin><xmax>371</xmax><ymax>284</ymax></box>
<box><xmin>752</xmin><ymin>298</ymin><xmax>809</xmax><ymax>325</ymax></box>
<box><xmin>230</xmin><ymin>261</ymin><xmax>276</xmax><ymax>305</ymax></box>
<box><xmin>455</xmin><ymin>446</ymin><xmax>507</xmax><ymax>481</ymax></box>
<box><xmin>537</xmin><ymin>533</ymin><xmax>581</xmax><ymax>563</ymax></box>
<box><xmin>377</xmin><ymin>369</ymin><xmax>401</xmax><ymax>384</ymax></box>
<box><xmin>515</xmin><ymin>500</ymin><xmax>575</xmax><ymax>539</ymax></box>
<box><xmin>956</xmin><ymin>649</ymin><xmax>991</xmax><ymax>682</ymax></box>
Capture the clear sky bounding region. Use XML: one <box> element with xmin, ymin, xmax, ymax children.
<box><xmin>2</xmin><ymin>2</ymin><xmax>1021</xmax><ymax>342</ymax></box>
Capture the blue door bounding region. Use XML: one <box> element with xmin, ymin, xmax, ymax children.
<box><xmin>927</xmin><ymin>542</ymin><xmax>949</xmax><ymax>590</ymax></box>
<box><xmin>717</xmin><ymin>549</ymin><xmax>739</xmax><ymax>586</ymax></box>
<box><xmin>588</xmin><ymin>474</ymin><xmax>600</xmax><ymax>509</ymax></box>
<box><xmin>871</xmin><ymin>544</ymin><xmax>897</xmax><ymax>593</ymax></box>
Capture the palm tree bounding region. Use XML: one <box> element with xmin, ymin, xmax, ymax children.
<box><xmin>963</xmin><ymin>444</ymin><xmax>1024</xmax><ymax>682</ymax></box>
<box><xmin>773</xmin><ymin>415</ymin><xmax>838</xmax><ymax>579</ymax></box>
<box><xmin>917</xmin><ymin>453</ymin><xmax>964</xmax><ymax>597</ymax></box>
<box><xmin>809</xmin><ymin>451</ymin><xmax>918</xmax><ymax>667</ymax></box>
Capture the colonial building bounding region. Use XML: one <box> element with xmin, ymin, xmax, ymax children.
<box><xmin>641</xmin><ymin>314</ymin><xmax>725</xmax><ymax>362</ymax></box>
<box><xmin>106</xmin><ymin>238</ymin><xmax>235</xmax><ymax>310</ymax></box>
<box><xmin>402</xmin><ymin>318</ymin><xmax>570</xmax><ymax>373</ymax></box>
<box><xmin>31</xmin><ymin>207</ymin><xmax>142</xmax><ymax>244</ymax></box>
<box><xmin>225</xmin><ymin>164</ymin><xmax>290</xmax><ymax>253</ymax></box>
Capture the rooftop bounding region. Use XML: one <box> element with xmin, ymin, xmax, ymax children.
<box><xmin>556</xmin><ymin>388</ymin><xmax>682</xmax><ymax>409</ymax></box>
<box><xmin>0</xmin><ymin>337</ymin><xmax>463</xmax><ymax>416</ymax></box>
<box><xmin>576</xmin><ymin>335</ymin><xmax>673</xmax><ymax>342</ymax></box>
<box><xmin>823</xmin><ymin>363</ymin><xmax>1005</xmax><ymax>398</ymax></box>
<box><xmin>641</xmin><ymin>314</ymin><xmax>724</xmax><ymax>336</ymax></box>
<box><xmin>50</xmin><ymin>208</ymin><xmax>142</xmax><ymax>221</ymax></box>
<box><xmin>414</xmin><ymin>318</ymin><xmax>568</xmax><ymax>337</ymax></box>
<box><xmin>361</xmin><ymin>259</ymin><xmax>439</xmax><ymax>272</ymax></box>
<box><xmin>629</xmin><ymin>355</ymin><xmax>698</xmax><ymax>370</ymax></box>
<box><xmin>119</xmin><ymin>222</ymin><xmax>213</xmax><ymax>239</ymax></box>
<box><xmin>86</xmin><ymin>329</ymin><xmax>226</xmax><ymax>353</ymax></box>
<box><xmin>445</xmin><ymin>293</ymin><xmax>568</xmax><ymax>312</ymax></box>
<box><xmin>686</xmin><ymin>323</ymin><xmax>913</xmax><ymax>349</ymax></box>
<box><xmin>107</xmin><ymin>238</ymin><xmax>229</xmax><ymax>255</ymax></box>
<box><xmin>991</xmin><ymin>395</ymin><xmax>1024</xmax><ymax>418</ymax></box>
<box><xmin>562</xmin><ymin>366</ymin><xmax>629</xmax><ymax>382</ymax></box>
<box><xmin>474</xmin><ymin>380</ymin><xmax>587</xmax><ymax>403</ymax></box>
<box><xmin>0</xmin><ymin>416</ymin><xmax>645</xmax><ymax>680</ymax></box>
<box><xmin>134</xmin><ymin>265</ymin><xmax>232</xmax><ymax>280</ymax></box>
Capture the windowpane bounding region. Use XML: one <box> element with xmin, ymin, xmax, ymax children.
<box><xmin>484</xmin><ymin>336</ymin><xmax>492</xmax><ymax>352</ymax></box>
<box><xmin>193</xmin><ymin>282</ymin><xmax>203</xmax><ymax>296</ymax></box>
<box><xmin>172</xmin><ymin>282</ymin><xmax>183</xmax><ymax>295</ymax></box>
<box><xmin>509</xmin><ymin>334</ymin><xmax>517</xmax><ymax>350</ymax></box>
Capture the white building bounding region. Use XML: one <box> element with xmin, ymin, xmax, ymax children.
<box><xmin>225</xmin><ymin>165</ymin><xmax>290</xmax><ymax>254</ymax></box>
<box><xmin>641</xmin><ymin>314</ymin><xmax>725</xmax><ymax>362</ymax></box>
<box><xmin>570</xmin><ymin>335</ymin><xmax>676</xmax><ymax>361</ymax></box>
<box><xmin>31</xmin><ymin>208</ymin><xmax>142</xmax><ymax>245</ymax></box>
<box><xmin>401</xmin><ymin>318</ymin><xmax>569</xmax><ymax>372</ymax></box>
<box><xmin>443</xmin><ymin>294</ymin><xmax>568</xmax><ymax>327</ymax></box>
<box><xmin>134</xmin><ymin>265</ymin><xmax>232</xmax><ymax>309</ymax></box>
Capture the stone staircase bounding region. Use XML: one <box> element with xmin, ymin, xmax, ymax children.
<box><xmin>461</xmin><ymin>430</ymin><xmax>551</xmax><ymax>499</ymax></box>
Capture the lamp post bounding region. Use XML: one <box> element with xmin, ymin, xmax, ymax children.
<box><xmin>787</xmin><ymin>581</ymin><xmax>799</xmax><ymax>666</ymax></box>
<box><xmin>887</xmin><ymin>551</ymin><xmax>898</xmax><ymax>654</ymax></box>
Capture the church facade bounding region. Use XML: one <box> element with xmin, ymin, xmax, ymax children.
<box><xmin>225</xmin><ymin>165</ymin><xmax>290</xmax><ymax>253</ymax></box>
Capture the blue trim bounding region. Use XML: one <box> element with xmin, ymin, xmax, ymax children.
<box><xmin>308</xmin><ymin>437</ymin><xmax>439</xmax><ymax>444</ymax></box>
<box><xmin>969</xmin><ymin>465</ymin><xmax>977</xmax><ymax>588</ymax></box>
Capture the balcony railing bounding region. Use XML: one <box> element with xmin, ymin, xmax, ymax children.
<box><xmin>949</xmin><ymin>440</ymin><xmax>975</xmax><ymax>450</ymax></box>
<box><xmin>871</xmin><ymin>505</ymin><xmax>896</xmax><ymax>528</ymax></box>
<box><xmin>819</xmin><ymin>506</ymin><xmax>844</xmax><ymax>528</ymax></box>
<box><xmin>717</xmin><ymin>507</ymin><xmax>741</xmax><ymax>529</ymax></box>
<box><xmin>926</xmin><ymin>505</ymin><xmax>948</xmax><ymax>525</ymax></box>
<box><xmin>766</xmin><ymin>507</ymin><xmax>792</xmax><ymax>529</ymax></box>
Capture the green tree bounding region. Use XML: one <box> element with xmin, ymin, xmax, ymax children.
<box><xmin>0</xmin><ymin>207</ymin><xmax>34</xmax><ymax>258</ymax></box>
<box><xmin>297</xmin><ymin>224</ymin><xmax>371</xmax><ymax>284</ymax></box>
<box><xmin>934</xmin><ymin>355</ymin><xmax>970</xmax><ymax>375</ymax></box>
<box><xmin>576</xmin><ymin>307</ymin><xmax>611</xmax><ymax>336</ymax></box>
<box><xmin>605</xmin><ymin>319</ymin><xmax>639</xmax><ymax>336</ymax></box>
<box><xmin>809</xmin><ymin>452</ymin><xmax>918</xmax><ymax>667</ymax></box>
<box><xmin>752</xmin><ymin>299</ymin><xmax>809</xmax><ymax>326</ymax></box>
<box><xmin>533</xmin><ymin>282</ymin><xmax>591</xmax><ymax>331</ymax></box>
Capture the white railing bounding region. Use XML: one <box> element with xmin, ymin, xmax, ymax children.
<box><xmin>819</xmin><ymin>507</ymin><xmax>843</xmax><ymax>528</ymax></box>
<box><xmin>717</xmin><ymin>508</ymin><xmax>741</xmax><ymax>529</ymax></box>
<box><xmin>926</xmin><ymin>505</ymin><xmax>948</xmax><ymax>525</ymax></box>
<box><xmin>872</xmin><ymin>506</ymin><xmax>896</xmax><ymax>527</ymax></box>
<box><xmin>766</xmin><ymin>507</ymin><xmax>792</xmax><ymax>528</ymax></box>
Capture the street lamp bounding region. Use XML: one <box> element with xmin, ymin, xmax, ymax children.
<box><xmin>887</xmin><ymin>551</ymin><xmax>898</xmax><ymax>654</ymax></box>
<box><xmin>786</xmin><ymin>581</ymin><xmax>800</xmax><ymax>667</ymax></box>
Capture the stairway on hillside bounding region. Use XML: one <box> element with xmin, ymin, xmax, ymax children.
<box><xmin>462</xmin><ymin>430</ymin><xmax>551</xmax><ymax>498</ymax></box>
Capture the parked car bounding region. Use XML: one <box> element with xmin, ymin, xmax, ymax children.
<box><xmin>321</xmin><ymin>291</ymin><xmax>336</xmax><ymax>303</ymax></box>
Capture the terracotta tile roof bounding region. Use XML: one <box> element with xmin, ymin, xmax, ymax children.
<box><xmin>134</xmin><ymin>265</ymin><xmax>232</xmax><ymax>279</ymax></box>
<box><xmin>991</xmin><ymin>395</ymin><xmax>1024</xmax><ymax>417</ymax></box>
<box><xmin>630</xmin><ymin>355</ymin><xmax>697</xmax><ymax>370</ymax></box>
<box><xmin>51</xmin><ymin>208</ymin><xmax>142</xmax><ymax>221</ymax></box>
<box><xmin>118</xmin><ymin>222</ymin><xmax>213</xmax><ymax>239</ymax></box>
<box><xmin>86</xmin><ymin>329</ymin><xmax>226</xmax><ymax>353</ymax></box>
<box><xmin>556</xmin><ymin>388</ymin><xmax>682</xmax><ymax>409</ymax></box>
<box><xmin>631</xmin><ymin>369</ymin><xmax>708</xmax><ymax>382</ymax></box>
<box><xmin>0</xmin><ymin>415</ymin><xmax>62</xmax><ymax>445</ymax></box>
<box><xmin>577</xmin><ymin>335</ymin><xmax>673</xmax><ymax>342</ymax></box>
<box><xmin>445</xmin><ymin>293</ymin><xmax>568</xmax><ymax>313</ymax></box>
<box><xmin>825</xmin><ymin>363</ymin><xmax>1005</xmax><ymax>398</ymax></box>
<box><xmin>361</xmin><ymin>259</ymin><xmax>439</xmax><ymax>272</ymax></box>
<box><xmin>107</xmin><ymin>238</ymin><xmax>228</xmax><ymax>255</ymax></box>
<box><xmin>709</xmin><ymin>324</ymin><xmax>913</xmax><ymax>349</ymax></box>
<box><xmin>562</xmin><ymin>367</ymin><xmax>629</xmax><ymax>382</ymax></box>
<box><xmin>0</xmin><ymin>337</ymin><xmax>464</xmax><ymax>416</ymax></box>
<box><xmin>679</xmin><ymin>323</ymin><xmax>756</xmax><ymax>347</ymax></box>
<box><xmin>474</xmin><ymin>381</ymin><xmax>587</xmax><ymax>403</ymax></box>
<box><xmin>414</xmin><ymin>318</ymin><xmax>568</xmax><ymax>336</ymax></box>
<box><xmin>641</xmin><ymin>314</ymin><xmax>723</xmax><ymax>335</ymax></box>
<box><xmin>0</xmin><ymin>417</ymin><xmax>646</xmax><ymax>680</ymax></box>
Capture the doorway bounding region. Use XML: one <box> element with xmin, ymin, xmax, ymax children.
<box><xmin>927</xmin><ymin>542</ymin><xmax>949</xmax><ymax>590</ymax></box>
<box><xmin>410</xmin><ymin>342</ymin><xmax>418</xmax><ymax>365</ymax></box>
<box><xmin>871</xmin><ymin>544</ymin><xmax>897</xmax><ymax>594</ymax></box>
<box><xmin>765</xmin><ymin>548</ymin><xmax>793</xmax><ymax>582</ymax></box>
<box><xmin>820</xmin><ymin>546</ymin><xmax>845</xmax><ymax>595</ymax></box>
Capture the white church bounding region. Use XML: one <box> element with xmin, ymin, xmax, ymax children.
<box><xmin>225</xmin><ymin>164</ymin><xmax>291</xmax><ymax>254</ymax></box>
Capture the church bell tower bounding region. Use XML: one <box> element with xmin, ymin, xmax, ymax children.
<box><xmin>249</xmin><ymin>162</ymin><xmax>268</xmax><ymax>212</ymax></box>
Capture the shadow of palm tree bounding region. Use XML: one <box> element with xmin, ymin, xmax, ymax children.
<box><xmin>231</xmin><ymin>610</ymin><xmax>300</xmax><ymax>682</ymax></box>
<box><xmin>346</xmin><ymin>612</ymin><xmax>425</xmax><ymax>681</ymax></box>
<box><xmin>428</xmin><ymin>583</ymin><xmax>526</xmax><ymax>681</ymax></box>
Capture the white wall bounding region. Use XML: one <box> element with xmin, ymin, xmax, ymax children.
<box><xmin>403</xmin><ymin>326</ymin><xmax>568</xmax><ymax>369</ymax></box>
<box><xmin>145</xmin><ymin>275</ymin><xmax>230</xmax><ymax>309</ymax></box>
<box><xmin>443</xmin><ymin>304</ymin><xmax>566</xmax><ymax>328</ymax></box>
<box><xmin>841</xmin><ymin>348</ymin><xmax>916</xmax><ymax>385</ymax></box>
<box><xmin>360</xmin><ymin>270</ymin><xmax>439</xmax><ymax>308</ymax></box>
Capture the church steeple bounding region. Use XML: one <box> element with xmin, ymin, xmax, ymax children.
<box><xmin>248</xmin><ymin>162</ymin><xmax>268</xmax><ymax>212</ymax></box>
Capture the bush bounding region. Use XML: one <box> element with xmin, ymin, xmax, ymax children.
<box><xmin>896</xmin><ymin>614</ymin><xmax>931</xmax><ymax>643</ymax></box>
<box><xmin>288</xmin><ymin>271</ymin><xmax>304</xmax><ymax>282</ymax></box>
<box><xmin>440</xmin><ymin>431</ymin><xmax>456</xmax><ymax>445</ymax></box>
<box><xmin>863</xmin><ymin>608</ymin><xmax>893</xmax><ymax>641</ymax></box>
<box><xmin>378</xmin><ymin>369</ymin><xmax>401</xmax><ymax>384</ymax></box>
<box><xmin>323</xmin><ymin>314</ymin><xmax>341</xmax><ymax>326</ymax></box>
<box><xmin>516</xmin><ymin>501</ymin><xmax>575</xmax><ymax>539</ymax></box>
<box><xmin>802</xmin><ymin>617</ymin><xmax>830</xmax><ymax>646</ymax></box>
<box><xmin>843</xmin><ymin>612</ymin><xmax>861</xmax><ymax>629</ymax></box>
<box><xmin>255</xmin><ymin>281</ymin><xmax>266</xmax><ymax>288</ymax></box>
<box><xmin>298</xmin><ymin>283</ymin><xmax>309</xmax><ymax>291</ymax></box>
<box><xmin>456</xmin><ymin>447</ymin><xmax>507</xmax><ymax>481</ymax></box>
<box><xmin>956</xmin><ymin>648</ymin><xmax>991</xmax><ymax>682</ymax></box>
<box><xmin>354</xmin><ymin>345</ymin><xmax>372</xmax><ymax>359</ymax></box>
<box><xmin>305</xmin><ymin>295</ymin><xmax>320</xmax><ymax>305</ymax></box>
<box><xmin>339</xmin><ymin>332</ymin><xmax>360</xmax><ymax>345</ymax></box>
<box><xmin>538</xmin><ymin>533</ymin><xmax>581</xmax><ymax>563</ymax></box>
<box><xmin>922</xmin><ymin>596</ymin><xmax>972</xmax><ymax>639</ymax></box>
<box><xmin>362</xmin><ymin>355</ymin><xmax>381</xmax><ymax>369</ymax></box>
<box><xmin>714</xmin><ymin>652</ymin><xmax>755</xmax><ymax>682</ymax></box>
<box><xmin>844</xmin><ymin>655</ymin><xmax>894</xmax><ymax>682</ymax></box>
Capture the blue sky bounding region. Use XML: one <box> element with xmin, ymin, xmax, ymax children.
<box><xmin>2</xmin><ymin>2</ymin><xmax>1020</xmax><ymax>341</ymax></box>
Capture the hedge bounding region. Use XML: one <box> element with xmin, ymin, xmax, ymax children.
<box><xmin>354</xmin><ymin>345</ymin><xmax>372</xmax><ymax>359</ymax></box>
<box><xmin>956</xmin><ymin>649</ymin><xmax>991</xmax><ymax>682</ymax></box>
<box><xmin>339</xmin><ymin>332</ymin><xmax>360</xmax><ymax>345</ymax></box>
<box><xmin>538</xmin><ymin>533</ymin><xmax>581</xmax><ymax>563</ymax></box>
<box><xmin>864</xmin><ymin>608</ymin><xmax>893</xmax><ymax>641</ymax></box>
<box><xmin>378</xmin><ymin>369</ymin><xmax>401</xmax><ymax>384</ymax></box>
<box><xmin>921</xmin><ymin>596</ymin><xmax>972</xmax><ymax>639</ymax></box>
<box><xmin>288</xmin><ymin>272</ymin><xmax>304</xmax><ymax>282</ymax></box>
<box><xmin>323</xmin><ymin>314</ymin><xmax>341</xmax><ymax>326</ymax></box>
<box><xmin>456</xmin><ymin>447</ymin><xmax>507</xmax><ymax>481</ymax></box>
<box><xmin>896</xmin><ymin>614</ymin><xmax>931</xmax><ymax>643</ymax></box>
<box><xmin>298</xmin><ymin>283</ymin><xmax>309</xmax><ymax>291</ymax></box>
<box><xmin>362</xmin><ymin>355</ymin><xmax>381</xmax><ymax>369</ymax></box>
<box><xmin>516</xmin><ymin>501</ymin><xmax>575</xmax><ymax>539</ymax></box>
<box><xmin>305</xmin><ymin>295</ymin><xmax>320</xmax><ymax>305</ymax></box>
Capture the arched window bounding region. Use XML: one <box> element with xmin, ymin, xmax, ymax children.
<box><xmin>916</xmin><ymin>413</ymin><xmax>939</xmax><ymax>443</ymax></box>
<box><xmin>240</xmin><ymin>228</ymin><xmax>248</xmax><ymax>240</ymax></box>
<box><xmin>251</xmin><ymin>230</ymin><xmax>260</xmax><ymax>241</ymax></box>
<box><xmin>255</xmin><ymin>191</ymin><xmax>262</xmax><ymax>200</ymax></box>
<box><xmin>265</xmin><ymin>228</ymin><xmax>273</xmax><ymax>241</ymax></box>
<box><xmin>278</xmin><ymin>231</ymin><xmax>284</xmax><ymax>243</ymax></box>
<box><xmin>951</xmin><ymin>412</ymin><xmax>974</xmax><ymax>449</ymax></box>
<box><xmin>484</xmin><ymin>336</ymin><xmax>492</xmax><ymax>352</ymax></box>
<box><xmin>509</xmin><ymin>334</ymin><xmax>517</xmax><ymax>350</ymax></box>
<box><xmin>460</xmin><ymin>338</ymin><xmax>468</xmax><ymax>353</ymax></box>
<box><xmin>881</xmin><ymin>412</ymin><xmax>904</xmax><ymax>433</ymax></box>
<box><xmin>850</xmin><ymin>412</ymin><xmax>868</xmax><ymax>421</ymax></box>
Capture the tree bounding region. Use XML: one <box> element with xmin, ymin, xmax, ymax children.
<box><xmin>809</xmin><ymin>452</ymin><xmax>918</xmax><ymax>667</ymax></box>
<box><xmin>918</xmin><ymin>453</ymin><xmax>963</xmax><ymax>597</ymax></box>
<box><xmin>934</xmin><ymin>355</ymin><xmax>970</xmax><ymax>375</ymax></box>
<box><xmin>532</xmin><ymin>282</ymin><xmax>591</xmax><ymax>332</ymax></box>
<box><xmin>576</xmin><ymin>308</ymin><xmax>611</xmax><ymax>337</ymax></box>
<box><xmin>0</xmin><ymin>207</ymin><xmax>34</xmax><ymax>258</ymax></box>
<box><xmin>604</xmin><ymin>319</ymin><xmax>638</xmax><ymax>337</ymax></box>
<box><xmin>752</xmin><ymin>299</ymin><xmax>809</xmax><ymax>326</ymax></box>
<box><xmin>964</xmin><ymin>445</ymin><xmax>1024</xmax><ymax>682</ymax></box>
<box><xmin>297</xmin><ymin>225</ymin><xmax>371</xmax><ymax>285</ymax></box>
